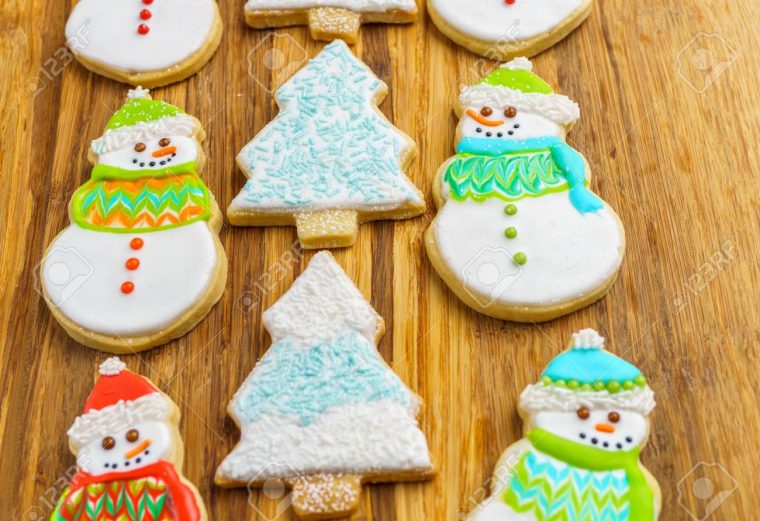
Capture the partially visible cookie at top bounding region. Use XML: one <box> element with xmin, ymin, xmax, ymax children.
<box><xmin>65</xmin><ymin>0</ymin><xmax>223</xmax><ymax>87</ymax></box>
<box><xmin>427</xmin><ymin>0</ymin><xmax>592</xmax><ymax>60</ymax></box>
<box><xmin>243</xmin><ymin>0</ymin><xmax>418</xmax><ymax>43</ymax></box>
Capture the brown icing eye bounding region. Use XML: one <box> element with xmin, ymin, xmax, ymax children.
<box><xmin>577</xmin><ymin>407</ymin><xmax>590</xmax><ymax>420</ymax></box>
<box><xmin>480</xmin><ymin>106</ymin><xmax>493</xmax><ymax>117</ymax></box>
<box><xmin>505</xmin><ymin>107</ymin><xmax>517</xmax><ymax>118</ymax></box>
<box><xmin>158</xmin><ymin>137</ymin><xmax>171</xmax><ymax>147</ymax></box>
<box><xmin>608</xmin><ymin>412</ymin><xmax>620</xmax><ymax>423</ymax></box>
<box><xmin>102</xmin><ymin>436</ymin><xmax>115</xmax><ymax>450</ymax></box>
<box><xmin>125</xmin><ymin>429</ymin><xmax>139</xmax><ymax>442</ymax></box>
<box><xmin>134</xmin><ymin>142</ymin><xmax>146</xmax><ymax>152</ymax></box>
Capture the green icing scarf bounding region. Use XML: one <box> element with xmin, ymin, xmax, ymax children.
<box><xmin>503</xmin><ymin>428</ymin><xmax>655</xmax><ymax>521</ymax></box>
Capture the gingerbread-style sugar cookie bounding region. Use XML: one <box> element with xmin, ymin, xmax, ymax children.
<box><xmin>65</xmin><ymin>0</ymin><xmax>222</xmax><ymax>87</ymax></box>
<box><xmin>216</xmin><ymin>251</ymin><xmax>434</xmax><ymax>520</ymax></box>
<box><xmin>425</xmin><ymin>58</ymin><xmax>624</xmax><ymax>322</ymax></box>
<box><xmin>428</xmin><ymin>0</ymin><xmax>591</xmax><ymax>60</ymax></box>
<box><xmin>467</xmin><ymin>329</ymin><xmax>661</xmax><ymax>521</ymax></box>
<box><xmin>244</xmin><ymin>0</ymin><xmax>417</xmax><ymax>43</ymax></box>
<box><xmin>52</xmin><ymin>357</ymin><xmax>208</xmax><ymax>520</ymax></box>
<box><xmin>228</xmin><ymin>40</ymin><xmax>425</xmax><ymax>249</ymax></box>
<box><xmin>40</xmin><ymin>88</ymin><xmax>227</xmax><ymax>353</ymax></box>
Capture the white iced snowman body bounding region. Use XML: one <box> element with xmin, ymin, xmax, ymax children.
<box><xmin>77</xmin><ymin>420</ymin><xmax>173</xmax><ymax>475</ymax></box>
<box><xmin>433</xmin><ymin>104</ymin><xmax>623</xmax><ymax>307</ymax></box>
<box><xmin>429</xmin><ymin>0</ymin><xmax>585</xmax><ymax>42</ymax></box>
<box><xmin>65</xmin><ymin>0</ymin><xmax>217</xmax><ymax>73</ymax></box>
<box><xmin>42</xmin><ymin>136</ymin><xmax>218</xmax><ymax>337</ymax></box>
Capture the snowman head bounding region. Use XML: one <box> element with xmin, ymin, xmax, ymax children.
<box><xmin>90</xmin><ymin>87</ymin><xmax>201</xmax><ymax>178</ymax></box>
<box><xmin>520</xmin><ymin>329</ymin><xmax>656</xmax><ymax>451</ymax></box>
<box><xmin>457</xmin><ymin>57</ymin><xmax>580</xmax><ymax>143</ymax></box>
<box><xmin>68</xmin><ymin>358</ymin><xmax>178</xmax><ymax>475</ymax></box>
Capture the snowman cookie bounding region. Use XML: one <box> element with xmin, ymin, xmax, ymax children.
<box><xmin>52</xmin><ymin>357</ymin><xmax>208</xmax><ymax>521</ymax></box>
<box><xmin>228</xmin><ymin>41</ymin><xmax>425</xmax><ymax>249</ymax></box>
<box><xmin>468</xmin><ymin>329</ymin><xmax>661</xmax><ymax>521</ymax></box>
<box><xmin>244</xmin><ymin>0</ymin><xmax>417</xmax><ymax>44</ymax></box>
<box><xmin>40</xmin><ymin>88</ymin><xmax>227</xmax><ymax>353</ymax></box>
<box><xmin>65</xmin><ymin>0</ymin><xmax>222</xmax><ymax>87</ymax></box>
<box><xmin>425</xmin><ymin>58</ymin><xmax>624</xmax><ymax>322</ymax></box>
<box><xmin>428</xmin><ymin>0</ymin><xmax>591</xmax><ymax>60</ymax></box>
<box><xmin>216</xmin><ymin>251</ymin><xmax>434</xmax><ymax>520</ymax></box>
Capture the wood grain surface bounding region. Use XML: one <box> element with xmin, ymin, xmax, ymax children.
<box><xmin>2</xmin><ymin>0</ymin><xmax>759</xmax><ymax>519</ymax></box>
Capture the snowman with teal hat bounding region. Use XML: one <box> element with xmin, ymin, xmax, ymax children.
<box><xmin>426</xmin><ymin>58</ymin><xmax>625</xmax><ymax>322</ymax></box>
<box><xmin>470</xmin><ymin>328</ymin><xmax>661</xmax><ymax>521</ymax></box>
<box><xmin>41</xmin><ymin>87</ymin><xmax>226</xmax><ymax>352</ymax></box>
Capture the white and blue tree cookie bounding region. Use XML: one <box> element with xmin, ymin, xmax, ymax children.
<box><xmin>425</xmin><ymin>57</ymin><xmax>625</xmax><ymax>322</ymax></box>
<box><xmin>228</xmin><ymin>40</ymin><xmax>425</xmax><ymax>249</ymax></box>
<box><xmin>469</xmin><ymin>329</ymin><xmax>661</xmax><ymax>521</ymax></box>
<box><xmin>215</xmin><ymin>251</ymin><xmax>433</xmax><ymax>520</ymax></box>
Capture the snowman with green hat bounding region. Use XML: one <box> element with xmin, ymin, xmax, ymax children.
<box><xmin>469</xmin><ymin>328</ymin><xmax>661</xmax><ymax>521</ymax></box>
<box><xmin>41</xmin><ymin>87</ymin><xmax>226</xmax><ymax>352</ymax></box>
<box><xmin>426</xmin><ymin>58</ymin><xmax>625</xmax><ymax>322</ymax></box>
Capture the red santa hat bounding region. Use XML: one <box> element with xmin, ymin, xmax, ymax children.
<box><xmin>68</xmin><ymin>357</ymin><xmax>170</xmax><ymax>449</ymax></box>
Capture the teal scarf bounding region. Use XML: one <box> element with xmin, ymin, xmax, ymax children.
<box><xmin>503</xmin><ymin>428</ymin><xmax>655</xmax><ymax>521</ymax></box>
<box><xmin>446</xmin><ymin>137</ymin><xmax>603</xmax><ymax>214</ymax></box>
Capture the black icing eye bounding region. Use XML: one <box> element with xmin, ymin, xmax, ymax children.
<box><xmin>577</xmin><ymin>407</ymin><xmax>590</xmax><ymax>420</ymax></box>
<box><xmin>608</xmin><ymin>411</ymin><xmax>620</xmax><ymax>423</ymax></box>
<box><xmin>134</xmin><ymin>142</ymin><xmax>146</xmax><ymax>152</ymax></box>
<box><xmin>102</xmin><ymin>436</ymin><xmax>115</xmax><ymax>450</ymax></box>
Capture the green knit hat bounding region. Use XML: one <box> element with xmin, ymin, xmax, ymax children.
<box><xmin>459</xmin><ymin>57</ymin><xmax>580</xmax><ymax>126</ymax></box>
<box><xmin>91</xmin><ymin>87</ymin><xmax>198</xmax><ymax>155</ymax></box>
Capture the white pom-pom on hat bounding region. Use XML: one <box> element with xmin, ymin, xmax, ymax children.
<box><xmin>500</xmin><ymin>57</ymin><xmax>533</xmax><ymax>72</ymax></box>
<box><xmin>127</xmin><ymin>86</ymin><xmax>151</xmax><ymax>100</ymax></box>
<box><xmin>571</xmin><ymin>328</ymin><xmax>605</xmax><ymax>350</ymax></box>
<box><xmin>99</xmin><ymin>357</ymin><xmax>127</xmax><ymax>376</ymax></box>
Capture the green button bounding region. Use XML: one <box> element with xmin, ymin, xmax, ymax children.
<box><xmin>504</xmin><ymin>204</ymin><xmax>517</xmax><ymax>216</ymax></box>
<box><xmin>513</xmin><ymin>252</ymin><xmax>527</xmax><ymax>265</ymax></box>
<box><xmin>504</xmin><ymin>227</ymin><xmax>517</xmax><ymax>239</ymax></box>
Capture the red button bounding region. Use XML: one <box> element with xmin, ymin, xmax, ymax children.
<box><xmin>125</xmin><ymin>258</ymin><xmax>140</xmax><ymax>270</ymax></box>
<box><xmin>139</xmin><ymin>9</ymin><xmax>152</xmax><ymax>20</ymax></box>
<box><xmin>143</xmin><ymin>0</ymin><xmax>153</xmax><ymax>4</ymax></box>
<box><xmin>121</xmin><ymin>282</ymin><xmax>135</xmax><ymax>294</ymax></box>
<box><xmin>137</xmin><ymin>24</ymin><xmax>150</xmax><ymax>35</ymax></box>
<box><xmin>130</xmin><ymin>238</ymin><xmax>144</xmax><ymax>250</ymax></box>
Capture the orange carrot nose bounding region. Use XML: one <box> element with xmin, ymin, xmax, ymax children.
<box><xmin>466</xmin><ymin>109</ymin><xmax>505</xmax><ymax>127</ymax></box>
<box><xmin>595</xmin><ymin>423</ymin><xmax>615</xmax><ymax>433</ymax></box>
<box><xmin>152</xmin><ymin>146</ymin><xmax>176</xmax><ymax>157</ymax></box>
<box><xmin>124</xmin><ymin>438</ymin><xmax>152</xmax><ymax>459</ymax></box>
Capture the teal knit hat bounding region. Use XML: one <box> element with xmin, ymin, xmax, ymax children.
<box><xmin>459</xmin><ymin>57</ymin><xmax>580</xmax><ymax>126</ymax></box>
<box><xmin>91</xmin><ymin>87</ymin><xmax>198</xmax><ymax>155</ymax></box>
<box><xmin>520</xmin><ymin>329</ymin><xmax>655</xmax><ymax>415</ymax></box>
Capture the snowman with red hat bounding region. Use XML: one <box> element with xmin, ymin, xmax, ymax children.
<box><xmin>52</xmin><ymin>357</ymin><xmax>207</xmax><ymax>520</ymax></box>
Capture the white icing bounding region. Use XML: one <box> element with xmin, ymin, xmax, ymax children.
<box><xmin>246</xmin><ymin>0</ymin><xmax>415</xmax><ymax>11</ymax></box>
<box><xmin>572</xmin><ymin>328</ymin><xmax>605</xmax><ymax>350</ymax></box>
<box><xmin>68</xmin><ymin>393</ymin><xmax>171</xmax><ymax>448</ymax></box>
<box><xmin>461</xmin><ymin>107</ymin><xmax>563</xmax><ymax>140</ymax></box>
<box><xmin>217</xmin><ymin>400</ymin><xmax>432</xmax><ymax>481</ymax></box>
<box><xmin>97</xmin><ymin>135</ymin><xmax>198</xmax><ymax>171</ymax></box>
<box><xmin>532</xmin><ymin>409</ymin><xmax>648</xmax><ymax>451</ymax></box>
<box><xmin>262</xmin><ymin>251</ymin><xmax>379</xmax><ymax>346</ymax></box>
<box><xmin>459</xmin><ymin>85</ymin><xmax>579</xmax><ymax>126</ymax></box>
<box><xmin>501</xmin><ymin>57</ymin><xmax>532</xmax><ymax>71</ymax></box>
<box><xmin>519</xmin><ymin>384</ymin><xmax>656</xmax><ymax>415</ymax></box>
<box><xmin>469</xmin><ymin>499</ymin><xmax>533</xmax><ymax>521</ymax></box>
<box><xmin>42</xmin><ymin>221</ymin><xmax>218</xmax><ymax>337</ymax></box>
<box><xmin>91</xmin><ymin>114</ymin><xmax>197</xmax><ymax>155</ymax></box>
<box><xmin>430</xmin><ymin>0</ymin><xmax>584</xmax><ymax>42</ymax></box>
<box><xmin>127</xmin><ymin>86</ymin><xmax>151</xmax><ymax>100</ymax></box>
<box><xmin>432</xmin><ymin>193</ymin><xmax>623</xmax><ymax>306</ymax></box>
<box><xmin>99</xmin><ymin>357</ymin><xmax>127</xmax><ymax>376</ymax></box>
<box><xmin>77</xmin><ymin>420</ymin><xmax>173</xmax><ymax>475</ymax></box>
<box><xmin>65</xmin><ymin>0</ymin><xmax>216</xmax><ymax>73</ymax></box>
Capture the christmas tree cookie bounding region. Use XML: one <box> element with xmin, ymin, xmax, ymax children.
<box><xmin>243</xmin><ymin>0</ymin><xmax>417</xmax><ymax>43</ymax></box>
<box><xmin>425</xmin><ymin>58</ymin><xmax>624</xmax><ymax>322</ymax></box>
<box><xmin>40</xmin><ymin>88</ymin><xmax>227</xmax><ymax>353</ymax></box>
<box><xmin>52</xmin><ymin>357</ymin><xmax>208</xmax><ymax>521</ymax></box>
<box><xmin>228</xmin><ymin>40</ymin><xmax>425</xmax><ymax>249</ymax></box>
<box><xmin>468</xmin><ymin>329</ymin><xmax>661</xmax><ymax>521</ymax></box>
<box><xmin>428</xmin><ymin>0</ymin><xmax>591</xmax><ymax>60</ymax></box>
<box><xmin>65</xmin><ymin>0</ymin><xmax>223</xmax><ymax>87</ymax></box>
<box><xmin>216</xmin><ymin>251</ymin><xmax>434</xmax><ymax>520</ymax></box>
